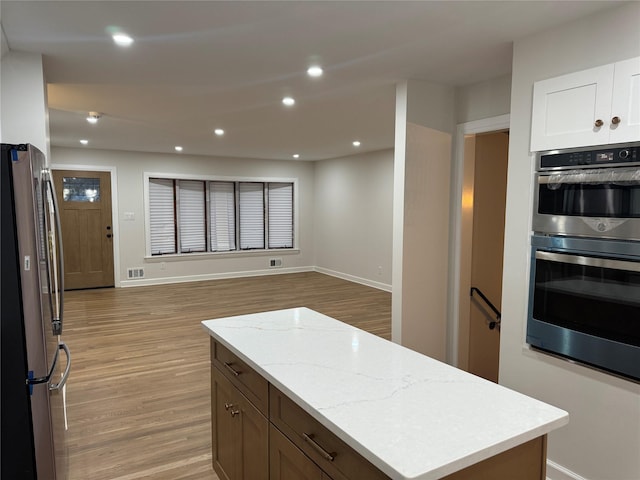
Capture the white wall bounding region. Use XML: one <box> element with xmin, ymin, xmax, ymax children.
<box><xmin>501</xmin><ymin>3</ymin><xmax>640</xmax><ymax>480</ymax></box>
<box><xmin>51</xmin><ymin>147</ymin><xmax>316</xmax><ymax>286</ymax></box>
<box><xmin>313</xmin><ymin>149</ymin><xmax>393</xmax><ymax>290</ymax></box>
<box><xmin>0</xmin><ymin>51</ymin><xmax>49</xmax><ymax>157</ymax></box>
<box><xmin>455</xmin><ymin>74</ymin><xmax>511</xmax><ymax>125</ymax></box>
<box><xmin>393</xmin><ymin>80</ymin><xmax>454</xmax><ymax>361</ymax></box>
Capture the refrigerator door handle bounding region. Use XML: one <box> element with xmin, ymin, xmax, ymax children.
<box><xmin>45</xmin><ymin>175</ymin><xmax>64</xmax><ymax>335</ymax></box>
<box><xmin>27</xmin><ymin>344</ymin><xmax>60</xmax><ymax>387</ymax></box>
<box><xmin>49</xmin><ymin>342</ymin><xmax>71</xmax><ymax>391</ymax></box>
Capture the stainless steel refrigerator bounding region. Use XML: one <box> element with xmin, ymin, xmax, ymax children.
<box><xmin>2</xmin><ymin>143</ymin><xmax>71</xmax><ymax>479</ymax></box>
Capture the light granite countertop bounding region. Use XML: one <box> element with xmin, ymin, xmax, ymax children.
<box><xmin>202</xmin><ymin>307</ymin><xmax>568</xmax><ymax>480</ymax></box>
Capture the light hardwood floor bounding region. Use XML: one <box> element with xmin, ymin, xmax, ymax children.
<box><xmin>60</xmin><ymin>272</ymin><xmax>391</xmax><ymax>479</ymax></box>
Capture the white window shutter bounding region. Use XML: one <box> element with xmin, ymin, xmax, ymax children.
<box><xmin>268</xmin><ymin>183</ymin><xmax>293</xmax><ymax>248</ymax></box>
<box><xmin>209</xmin><ymin>181</ymin><xmax>236</xmax><ymax>251</ymax></box>
<box><xmin>149</xmin><ymin>178</ymin><xmax>176</xmax><ymax>254</ymax></box>
<box><xmin>178</xmin><ymin>180</ymin><xmax>206</xmax><ymax>253</ymax></box>
<box><xmin>239</xmin><ymin>182</ymin><xmax>264</xmax><ymax>249</ymax></box>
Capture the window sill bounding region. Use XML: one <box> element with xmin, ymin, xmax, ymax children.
<box><xmin>144</xmin><ymin>249</ymin><xmax>300</xmax><ymax>262</ymax></box>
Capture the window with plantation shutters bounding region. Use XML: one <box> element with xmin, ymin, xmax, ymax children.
<box><xmin>149</xmin><ymin>178</ymin><xmax>176</xmax><ymax>254</ymax></box>
<box><xmin>147</xmin><ymin>175</ymin><xmax>294</xmax><ymax>256</ymax></box>
<box><xmin>177</xmin><ymin>180</ymin><xmax>206</xmax><ymax>253</ymax></box>
<box><xmin>268</xmin><ymin>183</ymin><xmax>293</xmax><ymax>248</ymax></box>
<box><xmin>239</xmin><ymin>182</ymin><xmax>265</xmax><ymax>249</ymax></box>
<box><xmin>209</xmin><ymin>181</ymin><xmax>236</xmax><ymax>251</ymax></box>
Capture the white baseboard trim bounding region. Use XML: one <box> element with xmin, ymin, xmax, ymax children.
<box><xmin>119</xmin><ymin>266</ymin><xmax>312</xmax><ymax>288</ymax></box>
<box><xmin>547</xmin><ymin>460</ymin><xmax>589</xmax><ymax>480</ymax></box>
<box><xmin>119</xmin><ymin>265</ymin><xmax>392</xmax><ymax>291</ymax></box>
<box><xmin>313</xmin><ymin>267</ymin><xmax>392</xmax><ymax>292</ymax></box>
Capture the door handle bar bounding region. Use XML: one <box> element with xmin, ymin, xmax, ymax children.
<box><xmin>303</xmin><ymin>433</ymin><xmax>336</xmax><ymax>462</ymax></box>
<box><xmin>50</xmin><ymin>342</ymin><xmax>71</xmax><ymax>391</ymax></box>
<box><xmin>223</xmin><ymin>361</ymin><xmax>241</xmax><ymax>377</ymax></box>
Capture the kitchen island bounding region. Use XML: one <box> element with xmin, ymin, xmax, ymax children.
<box><xmin>202</xmin><ymin>307</ymin><xmax>568</xmax><ymax>480</ymax></box>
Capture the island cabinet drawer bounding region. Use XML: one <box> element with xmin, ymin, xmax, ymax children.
<box><xmin>269</xmin><ymin>386</ymin><xmax>390</xmax><ymax>480</ymax></box>
<box><xmin>211</xmin><ymin>338</ymin><xmax>268</xmax><ymax>416</ymax></box>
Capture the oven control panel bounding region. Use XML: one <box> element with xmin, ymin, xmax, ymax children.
<box><xmin>539</xmin><ymin>143</ymin><xmax>640</xmax><ymax>170</ymax></box>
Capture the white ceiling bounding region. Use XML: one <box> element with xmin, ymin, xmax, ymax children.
<box><xmin>0</xmin><ymin>1</ymin><xmax>624</xmax><ymax>161</ymax></box>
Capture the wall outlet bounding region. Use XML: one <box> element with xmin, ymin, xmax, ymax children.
<box><xmin>269</xmin><ymin>258</ymin><xmax>283</xmax><ymax>268</ymax></box>
<box><xmin>160</xmin><ymin>262</ymin><xmax>166</xmax><ymax>270</ymax></box>
<box><xmin>377</xmin><ymin>265</ymin><xmax>383</xmax><ymax>276</ymax></box>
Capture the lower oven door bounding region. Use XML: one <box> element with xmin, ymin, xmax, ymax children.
<box><xmin>527</xmin><ymin>235</ymin><xmax>640</xmax><ymax>381</ymax></box>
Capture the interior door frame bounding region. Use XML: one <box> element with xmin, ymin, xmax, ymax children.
<box><xmin>51</xmin><ymin>163</ymin><xmax>121</xmax><ymax>288</ymax></box>
<box><xmin>448</xmin><ymin>114</ymin><xmax>510</xmax><ymax>368</ymax></box>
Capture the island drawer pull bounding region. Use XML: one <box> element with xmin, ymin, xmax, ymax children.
<box><xmin>223</xmin><ymin>361</ymin><xmax>241</xmax><ymax>377</ymax></box>
<box><xmin>303</xmin><ymin>433</ymin><xmax>336</xmax><ymax>462</ymax></box>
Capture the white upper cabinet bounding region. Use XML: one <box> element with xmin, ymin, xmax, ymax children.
<box><xmin>531</xmin><ymin>56</ymin><xmax>640</xmax><ymax>152</ymax></box>
<box><xmin>609</xmin><ymin>57</ymin><xmax>640</xmax><ymax>145</ymax></box>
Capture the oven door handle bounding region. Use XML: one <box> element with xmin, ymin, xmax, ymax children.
<box><xmin>535</xmin><ymin>250</ymin><xmax>640</xmax><ymax>272</ymax></box>
<box><xmin>538</xmin><ymin>168</ymin><xmax>640</xmax><ymax>185</ymax></box>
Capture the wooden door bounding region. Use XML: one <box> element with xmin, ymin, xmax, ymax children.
<box><xmin>468</xmin><ymin>132</ymin><xmax>509</xmax><ymax>383</ymax></box>
<box><xmin>52</xmin><ymin>170</ymin><xmax>114</xmax><ymax>290</ymax></box>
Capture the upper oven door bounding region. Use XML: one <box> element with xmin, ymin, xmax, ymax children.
<box><xmin>533</xmin><ymin>167</ymin><xmax>640</xmax><ymax>240</ymax></box>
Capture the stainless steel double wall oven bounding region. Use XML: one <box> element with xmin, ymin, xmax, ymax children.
<box><xmin>528</xmin><ymin>142</ymin><xmax>640</xmax><ymax>381</ymax></box>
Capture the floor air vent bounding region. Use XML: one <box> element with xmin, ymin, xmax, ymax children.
<box><xmin>127</xmin><ymin>267</ymin><xmax>145</xmax><ymax>279</ymax></box>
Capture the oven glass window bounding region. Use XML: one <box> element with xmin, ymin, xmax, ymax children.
<box><xmin>538</xmin><ymin>182</ymin><xmax>640</xmax><ymax>217</ymax></box>
<box><xmin>533</xmin><ymin>254</ymin><xmax>640</xmax><ymax>347</ymax></box>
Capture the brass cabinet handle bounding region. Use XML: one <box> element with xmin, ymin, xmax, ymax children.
<box><xmin>224</xmin><ymin>402</ymin><xmax>234</xmax><ymax>411</ymax></box>
<box><xmin>594</xmin><ymin>119</ymin><xmax>604</xmax><ymax>127</ymax></box>
<box><xmin>223</xmin><ymin>361</ymin><xmax>240</xmax><ymax>377</ymax></box>
<box><xmin>611</xmin><ymin>116</ymin><xmax>621</xmax><ymax>125</ymax></box>
<box><xmin>303</xmin><ymin>433</ymin><xmax>336</xmax><ymax>462</ymax></box>
<box><xmin>230</xmin><ymin>409</ymin><xmax>240</xmax><ymax>417</ymax></box>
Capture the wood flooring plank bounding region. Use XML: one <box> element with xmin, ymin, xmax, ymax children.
<box><xmin>61</xmin><ymin>272</ymin><xmax>391</xmax><ymax>479</ymax></box>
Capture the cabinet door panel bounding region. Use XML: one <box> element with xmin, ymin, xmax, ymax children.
<box><xmin>609</xmin><ymin>56</ymin><xmax>640</xmax><ymax>144</ymax></box>
<box><xmin>531</xmin><ymin>64</ymin><xmax>613</xmax><ymax>151</ymax></box>
<box><xmin>270</xmin><ymin>425</ymin><xmax>323</xmax><ymax>480</ymax></box>
<box><xmin>212</xmin><ymin>367</ymin><xmax>239</xmax><ymax>480</ymax></box>
<box><xmin>239</xmin><ymin>390</ymin><xmax>269</xmax><ymax>480</ymax></box>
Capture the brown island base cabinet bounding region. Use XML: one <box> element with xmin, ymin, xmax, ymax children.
<box><xmin>209</xmin><ymin>339</ymin><xmax>548</xmax><ymax>480</ymax></box>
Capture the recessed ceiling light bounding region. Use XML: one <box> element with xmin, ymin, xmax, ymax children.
<box><xmin>282</xmin><ymin>96</ymin><xmax>295</xmax><ymax>107</ymax></box>
<box><xmin>352</xmin><ymin>141</ymin><xmax>361</xmax><ymax>147</ymax></box>
<box><xmin>174</xmin><ymin>146</ymin><xmax>183</xmax><ymax>152</ymax></box>
<box><xmin>86</xmin><ymin>112</ymin><xmax>101</xmax><ymax>124</ymax></box>
<box><xmin>113</xmin><ymin>33</ymin><xmax>134</xmax><ymax>47</ymax></box>
<box><xmin>307</xmin><ymin>65</ymin><xmax>323</xmax><ymax>77</ymax></box>
<box><xmin>293</xmin><ymin>154</ymin><xmax>300</xmax><ymax>159</ymax></box>
<box><xmin>80</xmin><ymin>139</ymin><xmax>89</xmax><ymax>145</ymax></box>
<box><xmin>214</xmin><ymin>128</ymin><xmax>225</xmax><ymax>136</ymax></box>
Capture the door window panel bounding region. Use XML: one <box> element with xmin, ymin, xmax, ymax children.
<box><xmin>62</xmin><ymin>177</ymin><xmax>101</xmax><ymax>202</ymax></box>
